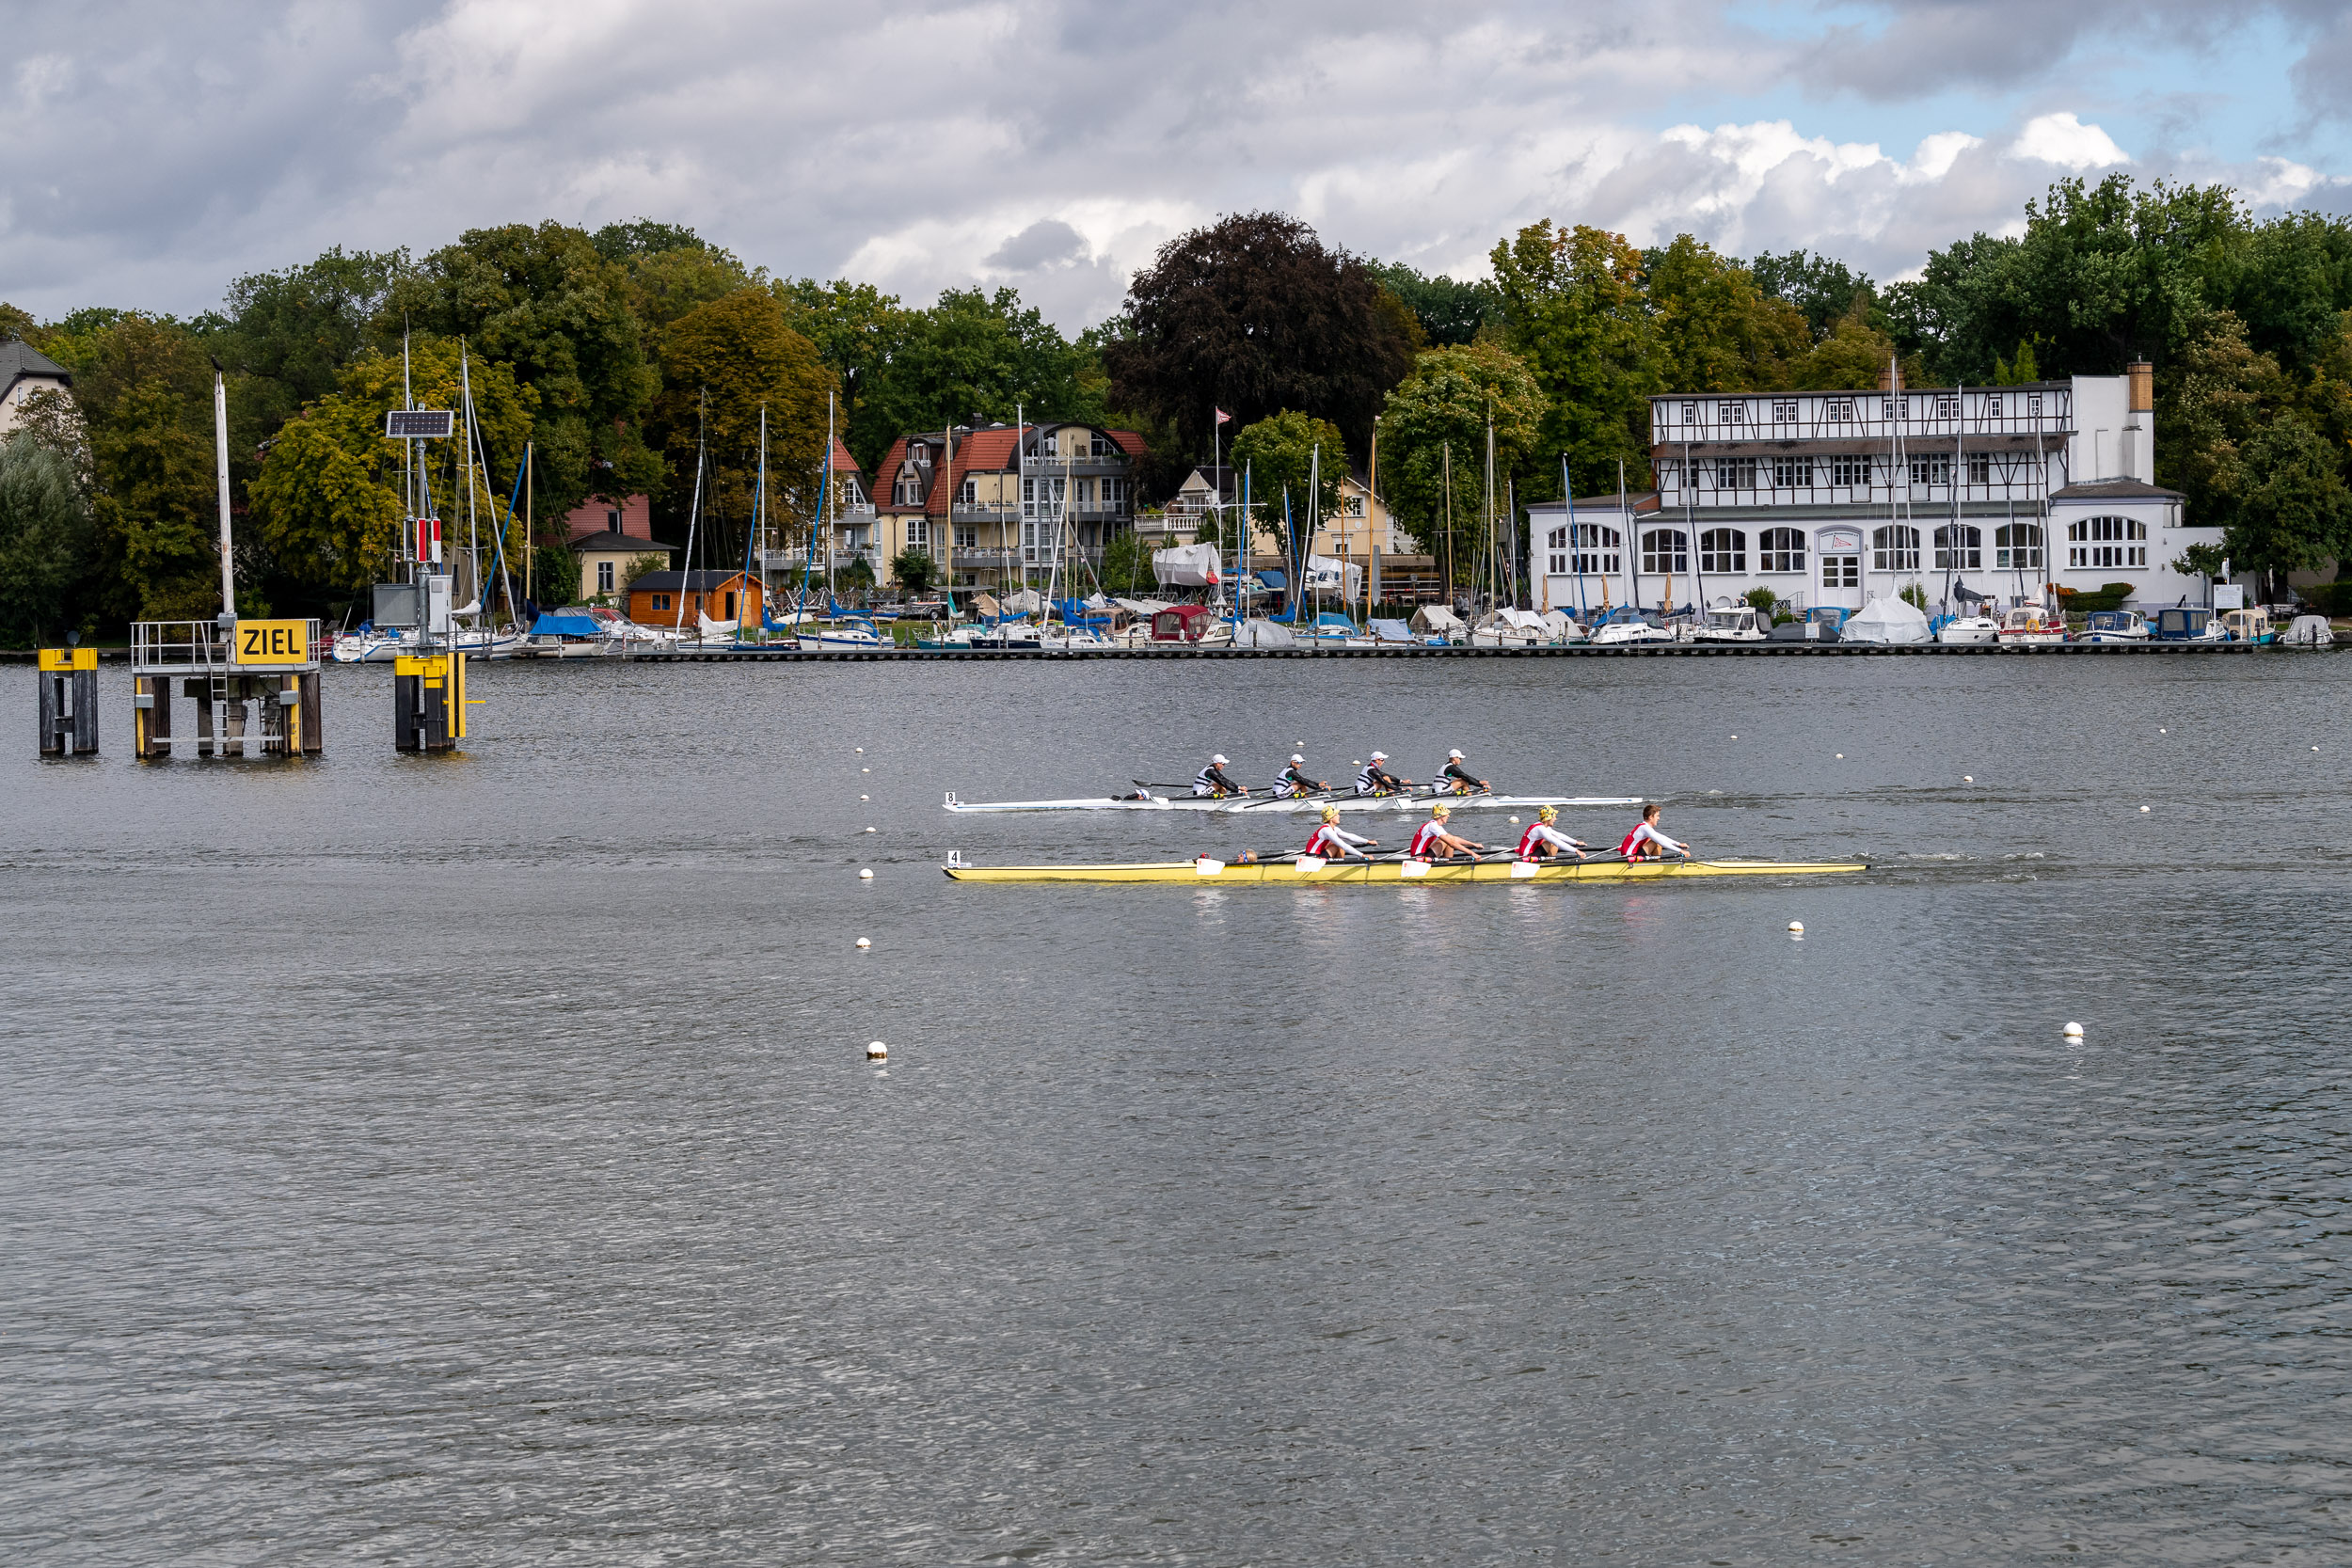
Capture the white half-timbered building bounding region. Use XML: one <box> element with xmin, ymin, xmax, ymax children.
<box><xmin>1530</xmin><ymin>368</ymin><xmax>2219</xmax><ymax>618</ymax></box>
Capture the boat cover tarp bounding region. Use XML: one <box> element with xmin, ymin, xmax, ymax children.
<box><xmin>1152</xmin><ymin>543</ymin><xmax>1222</xmax><ymax>588</ymax></box>
<box><xmin>1254</xmin><ymin>569</ymin><xmax>1288</xmax><ymax>591</ymax></box>
<box><xmin>1231</xmin><ymin>617</ymin><xmax>1297</xmax><ymax>648</ymax></box>
<box><xmin>2284</xmin><ymin>614</ymin><xmax>2335</xmax><ymax>646</ymax></box>
<box><xmin>1369</xmin><ymin>618</ymin><xmax>1418</xmax><ymax>642</ymax></box>
<box><xmin>972</xmin><ymin>593</ymin><xmax>1001</xmax><ymax>620</ymax></box>
<box><xmin>1312</xmin><ymin>612</ymin><xmax>1359</xmax><ymax>632</ymax></box>
<box><xmin>1843</xmin><ymin>594</ymin><xmax>1931</xmax><ymax>644</ymax></box>
<box><xmin>1303</xmin><ymin>555</ymin><xmax>1363</xmax><ymax>598</ymax></box>
<box><xmin>1003</xmin><ymin>589</ymin><xmax>1043</xmax><ymax>615</ymax></box>
<box><xmin>1114</xmin><ymin>597</ymin><xmax>1170</xmax><ymax>617</ymax></box>
<box><xmin>1536</xmin><ymin>609</ymin><xmax>1581</xmax><ymax>638</ymax></box>
<box><xmin>530</xmin><ymin>614</ymin><xmax>602</xmax><ymax>638</ymax></box>
<box><xmin>1410</xmin><ymin>604</ymin><xmax>1465</xmax><ymax>635</ymax></box>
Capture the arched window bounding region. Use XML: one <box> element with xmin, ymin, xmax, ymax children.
<box><xmin>1933</xmin><ymin>525</ymin><xmax>1982</xmax><ymax>571</ymax></box>
<box><xmin>1570</xmin><ymin>523</ymin><xmax>1620</xmax><ymax>577</ymax></box>
<box><xmin>1699</xmin><ymin>528</ymin><xmax>1746</xmax><ymax>574</ymax></box>
<box><xmin>1758</xmin><ymin>527</ymin><xmax>1805</xmax><ymax>573</ymax></box>
<box><xmin>2068</xmin><ymin>515</ymin><xmax>2147</xmax><ymax>568</ymax></box>
<box><xmin>1642</xmin><ymin>529</ymin><xmax>1689</xmax><ymax>576</ymax></box>
<box><xmin>1871</xmin><ymin>525</ymin><xmax>1920</xmax><ymax>571</ymax></box>
<box><xmin>1994</xmin><ymin>522</ymin><xmax>2042</xmax><ymax>570</ymax></box>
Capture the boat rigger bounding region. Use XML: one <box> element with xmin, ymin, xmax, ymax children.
<box><xmin>941</xmin><ymin>854</ymin><xmax>1867</xmax><ymax>884</ymax></box>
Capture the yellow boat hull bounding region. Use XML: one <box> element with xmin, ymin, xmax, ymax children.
<box><xmin>943</xmin><ymin>857</ymin><xmax>1866</xmax><ymax>885</ymax></box>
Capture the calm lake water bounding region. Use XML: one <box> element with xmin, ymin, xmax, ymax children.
<box><xmin>6</xmin><ymin>651</ymin><xmax>2352</xmax><ymax>1565</ymax></box>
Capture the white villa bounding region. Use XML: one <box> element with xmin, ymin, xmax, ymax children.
<box><xmin>1530</xmin><ymin>367</ymin><xmax>2219</xmax><ymax>618</ymax></box>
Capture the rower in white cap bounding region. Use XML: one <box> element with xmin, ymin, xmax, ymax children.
<box><xmin>1437</xmin><ymin>748</ymin><xmax>1487</xmax><ymax>795</ymax></box>
<box><xmin>1192</xmin><ymin>753</ymin><xmax>1248</xmax><ymax>798</ymax></box>
<box><xmin>1275</xmin><ymin>752</ymin><xmax>1327</xmax><ymax>798</ymax></box>
<box><xmin>1355</xmin><ymin>752</ymin><xmax>1410</xmax><ymax>796</ymax></box>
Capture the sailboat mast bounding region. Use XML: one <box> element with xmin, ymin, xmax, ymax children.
<box><xmin>461</xmin><ymin>342</ymin><xmax>479</xmax><ymax>618</ymax></box>
<box><xmin>678</xmin><ymin>392</ymin><xmax>706</xmax><ymax>636</ymax></box>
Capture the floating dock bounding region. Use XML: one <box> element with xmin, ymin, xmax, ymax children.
<box><xmin>614</xmin><ymin>640</ymin><xmax>2273</xmax><ymax>662</ymax></box>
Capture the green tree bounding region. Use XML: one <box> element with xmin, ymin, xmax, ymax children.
<box><xmin>1747</xmin><ymin>250</ymin><xmax>1877</xmax><ymax>341</ymax></box>
<box><xmin>1231</xmin><ymin>410</ymin><xmax>1348</xmax><ymax>570</ymax></box>
<box><xmin>2226</xmin><ymin>418</ymin><xmax>2349</xmax><ymax>600</ymax></box>
<box><xmin>1098</xmin><ymin>530</ymin><xmax>1156</xmax><ymax>596</ymax></box>
<box><xmin>890</xmin><ymin>547</ymin><xmax>937</xmax><ymax>594</ymax></box>
<box><xmin>774</xmin><ymin>278</ymin><xmax>908</xmax><ymax>471</ymax></box>
<box><xmin>1645</xmin><ymin>235</ymin><xmax>1809</xmax><ymax>393</ymax></box>
<box><xmin>1370</xmin><ymin>261</ymin><xmax>1497</xmax><ymax>347</ymax></box>
<box><xmin>1488</xmin><ymin>220</ymin><xmax>1657</xmax><ymax>487</ymax></box>
<box><xmin>389</xmin><ymin>221</ymin><xmax>661</xmax><ymax>521</ymax></box>
<box><xmin>1790</xmin><ymin>303</ymin><xmax>1908</xmax><ymax>390</ymax></box>
<box><xmin>855</xmin><ymin>287</ymin><xmax>1104</xmax><ymax>470</ymax></box>
<box><xmin>2154</xmin><ymin>310</ymin><xmax>2285</xmax><ymax>546</ymax></box>
<box><xmin>68</xmin><ymin>316</ymin><xmax>225</xmax><ymax>620</ymax></box>
<box><xmin>0</xmin><ymin>434</ymin><xmax>93</xmax><ymax>644</ymax></box>
<box><xmin>649</xmin><ymin>289</ymin><xmax>838</xmax><ymax>578</ymax></box>
<box><xmin>1107</xmin><ymin>212</ymin><xmax>1417</xmax><ymax>467</ymax></box>
<box><xmin>250</xmin><ymin>337</ymin><xmax>535</xmax><ymax>602</ymax></box>
<box><xmin>1375</xmin><ymin>341</ymin><xmax>1544</xmax><ymax>559</ymax></box>
<box><xmin>213</xmin><ymin>247</ymin><xmax>408</xmax><ymax>418</ymax></box>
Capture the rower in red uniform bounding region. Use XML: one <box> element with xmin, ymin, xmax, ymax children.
<box><xmin>1304</xmin><ymin>805</ymin><xmax>1375</xmax><ymax>861</ymax></box>
<box><xmin>1408</xmin><ymin>802</ymin><xmax>1485</xmax><ymax>862</ymax></box>
<box><xmin>1516</xmin><ymin>805</ymin><xmax>1585</xmax><ymax>860</ymax></box>
<box><xmin>1617</xmin><ymin>802</ymin><xmax>1690</xmax><ymax>861</ymax></box>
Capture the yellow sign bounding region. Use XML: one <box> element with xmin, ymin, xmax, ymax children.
<box><xmin>38</xmin><ymin>647</ymin><xmax>97</xmax><ymax>672</ymax></box>
<box><xmin>231</xmin><ymin>619</ymin><xmax>313</xmax><ymax>667</ymax></box>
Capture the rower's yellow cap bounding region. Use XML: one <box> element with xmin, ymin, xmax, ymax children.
<box><xmin>1431</xmin><ymin>803</ymin><xmax>1450</xmax><ymax>817</ymax></box>
<box><xmin>1320</xmin><ymin>806</ymin><xmax>1340</xmax><ymax>821</ymax></box>
<box><xmin>1539</xmin><ymin>805</ymin><xmax>1558</xmax><ymax>821</ymax></box>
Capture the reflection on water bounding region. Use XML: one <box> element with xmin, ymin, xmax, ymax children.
<box><xmin>5</xmin><ymin>655</ymin><xmax>2352</xmax><ymax>1563</ymax></box>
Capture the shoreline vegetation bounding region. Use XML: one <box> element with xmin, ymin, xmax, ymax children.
<box><xmin>6</xmin><ymin>175</ymin><xmax>2352</xmax><ymax>646</ymax></box>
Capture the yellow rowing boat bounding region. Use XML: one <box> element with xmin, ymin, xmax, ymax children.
<box><xmin>942</xmin><ymin>856</ymin><xmax>1866</xmax><ymax>884</ymax></box>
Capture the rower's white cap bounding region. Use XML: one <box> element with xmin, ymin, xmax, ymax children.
<box><xmin>1447</xmin><ymin>749</ymin><xmax>1464</xmax><ymax>759</ymax></box>
<box><xmin>1290</xmin><ymin>753</ymin><xmax>1304</xmax><ymax>763</ymax></box>
<box><xmin>1212</xmin><ymin>753</ymin><xmax>1228</xmax><ymax>765</ymax></box>
<box><xmin>1371</xmin><ymin>751</ymin><xmax>1388</xmax><ymax>760</ymax></box>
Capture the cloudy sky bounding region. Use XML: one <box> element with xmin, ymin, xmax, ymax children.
<box><xmin>6</xmin><ymin>0</ymin><xmax>2352</xmax><ymax>332</ymax></box>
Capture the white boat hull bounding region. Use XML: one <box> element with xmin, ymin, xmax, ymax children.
<box><xmin>944</xmin><ymin>790</ymin><xmax>1643</xmax><ymax>816</ymax></box>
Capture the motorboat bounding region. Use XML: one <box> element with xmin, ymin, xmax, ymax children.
<box><xmin>2222</xmin><ymin>607</ymin><xmax>2276</xmax><ymax>644</ymax></box>
<box><xmin>1690</xmin><ymin>604</ymin><xmax>1768</xmax><ymax>643</ymax></box>
<box><xmin>330</xmin><ymin>626</ymin><xmax>415</xmax><ymax>663</ymax></box>
<box><xmin>2153</xmin><ymin>607</ymin><xmax>2228</xmax><ymax>642</ymax></box>
<box><xmin>1994</xmin><ymin>605</ymin><xmax>2066</xmax><ymax>645</ymax></box>
<box><xmin>2281</xmin><ymin>614</ymin><xmax>2336</xmax><ymax>647</ymax></box>
<box><xmin>2082</xmin><ymin>610</ymin><xmax>2151</xmax><ymax>643</ymax></box>
<box><xmin>1933</xmin><ymin>610</ymin><xmax>1999</xmax><ymax>643</ymax></box>
<box><xmin>1470</xmin><ymin>609</ymin><xmax>1548</xmax><ymax>646</ymax></box>
<box><xmin>799</xmin><ymin>619</ymin><xmax>890</xmax><ymax>651</ymax></box>
<box><xmin>1588</xmin><ymin>607</ymin><xmax>1676</xmax><ymax>646</ymax></box>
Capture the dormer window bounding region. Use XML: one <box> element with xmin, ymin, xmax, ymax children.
<box><xmin>1041</xmin><ymin>432</ymin><xmax>1058</xmax><ymax>457</ymax></box>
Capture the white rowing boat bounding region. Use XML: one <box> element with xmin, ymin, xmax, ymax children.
<box><xmin>942</xmin><ymin>789</ymin><xmax>1643</xmax><ymax>816</ymax></box>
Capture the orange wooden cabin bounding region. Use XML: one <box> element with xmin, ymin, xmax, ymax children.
<box><xmin>625</xmin><ymin>570</ymin><xmax>765</xmax><ymax>629</ymax></box>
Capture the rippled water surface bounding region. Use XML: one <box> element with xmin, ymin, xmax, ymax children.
<box><xmin>7</xmin><ymin>653</ymin><xmax>2352</xmax><ymax>1566</ymax></box>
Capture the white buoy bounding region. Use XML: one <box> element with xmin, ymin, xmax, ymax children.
<box><xmin>855</xmin><ymin>936</ymin><xmax>871</xmax><ymax>949</ymax></box>
<box><xmin>1788</xmin><ymin>920</ymin><xmax>1804</xmax><ymax>933</ymax></box>
<box><xmin>1963</xmin><ymin>775</ymin><xmax>1973</xmax><ymax>783</ymax></box>
<box><xmin>861</xmin><ymin>768</ymin><xmax>869</xmax><ymax>773</ymax></box>
<box><xmin>2140</xmin><ymin>805</ymin><xmax>2151</xmax><ymax>813</ymax></box>
<box><xmin>855</xmin><ymin>748</ymin><xmax>864</xmax><ymax>753</ymax></box>
<box><xmin>1508</xmin><ymin>816</ymin><xmax>1520</xmax><ymax>824</ymax></box>
<box><xmin>860</xmin><ymin>794</ymin><xmax>868</xmax><ymax>800</ymax></box>
<box><xmin>2062</xmin><ymin>1022</ymin><xmax>2084</xmax><ymax>1038</ymax></box>
<box><xmin>865</xmin><ymin>826</ymin><xmax>877</xmax><ymax>833</ymax></box>
<box><xmin>1836</xmin><ymin>753</ymin><xmax>1844</xmax><ymax>759</ymax></box>
<box><xmin>858</xmin><ymin>868</ymin><xmax>873</xmax><ymax>880</ymax></box>
<box><xmin>2314</xmin><ymin>746</ymin><xmax>2322</xmax><ymax>752</ymax></box>
<box><xmin>2160</xmin><ymin>728</ymin><xmax>2167</xmax><ymax>734</ymax></box>
<box><xmin>866</xmin><ymin>1039</ymin><xmax>887</xmax><ymax>1058</ymax></box>
<box><xmin>1730</xmin><ymin>735</ymin><xmax>1737</xmax><ymax>739</ymax></box>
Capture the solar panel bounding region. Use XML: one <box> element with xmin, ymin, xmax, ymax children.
<box><xmin>385</xmin><ymin>409</ymin><xmax>455</xmax><ymax>438</ymax></box>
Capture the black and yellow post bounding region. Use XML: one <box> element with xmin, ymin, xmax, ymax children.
<box><xmin>37</xmin><ymin>647</ymin><xmax>98</xmax><ymax>756</ymax></box>
<box><xmin>392</xmin><ymin>651</ymin><xmax>464</xmax><ymax>752</ymax></box>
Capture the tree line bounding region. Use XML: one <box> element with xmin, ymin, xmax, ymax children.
<box><xmin>5</xmin><ymin>174</ymin><xmax>2351</xmax><ymax>641</ymax></box>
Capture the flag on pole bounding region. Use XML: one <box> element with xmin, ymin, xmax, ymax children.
<box><xmin>1215</xmin><ymin>408</ymin><xmax>1232</xmax><ymax>425</ymax></box>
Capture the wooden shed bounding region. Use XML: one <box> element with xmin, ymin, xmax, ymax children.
<box><xmin>627</xmin><ymin>569</ymin><xmax>764</xmax><ymax>629</ymax></box>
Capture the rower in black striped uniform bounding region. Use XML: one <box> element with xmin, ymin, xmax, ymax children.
<box><xmin>1355</xmin><ymin>752</ymin><xmax>1410</xmax><ymax>796</ymax></box>
<box><xmin>1437</xmin><ymin>748</ymin><xmax>1488</xmax><ymax>796</ymax></box>
<box><xmin>1193</xmin><ymin>753</ymin><xmax>1248</xmax><ymax>799</ymax></box>
<box><xmin>1276</xmin><ymin>753</ymin><xmax>1327</xmax><ymax>798</ymax></box>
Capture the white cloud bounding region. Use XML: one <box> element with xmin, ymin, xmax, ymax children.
<box><xmin>2009</xmin><ymin>112</ymin><xmax>2131</xmax><ymax>170</ymax></box>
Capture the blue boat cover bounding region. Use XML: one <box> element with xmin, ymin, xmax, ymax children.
<box><xmin>1255</xmin><ymin>569</ymin><xmax>1288</xmax><ymax>591</ymax></box>
<box><xmin>1313</xmin><ymin>612</ymin><xmax>1358</xmax><ymax>631</ymax></box>
<box><xmin>531</xmin><ymin>614</ymin><xmax>602</xmax><ymax>637</ymax></box>
<box><xmin>1369</xmin><ymin>618</ymin><xmax>1414</xmax><ymax>641</ymax></box>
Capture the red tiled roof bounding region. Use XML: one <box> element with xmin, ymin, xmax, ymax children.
<box><xmin>831</xmin><ymin>437</ymin><xmax>860</xmax><ymax>475</ymax></box>
<box><xmin>869</xmin><ymin>423</ymin><xmax>1140</xmax><ymax>518</ymax></box>
<box><xmin>1111</xmin><ymin>429</ymin><xmax>1146</xmax><ymax>458</ymax></box>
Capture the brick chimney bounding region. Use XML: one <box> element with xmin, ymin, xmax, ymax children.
<box><xmin>2122</xmin><ymin>361</ymin><xmax>2153</xmax><ymax>483</ymax></box>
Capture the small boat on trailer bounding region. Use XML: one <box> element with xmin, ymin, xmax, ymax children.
<box><xmin>942</xmin><ymin>852</ymin><xmax>1867</xmax><ymax>884</ymax></box>
<box><xmin>943</xmin><ymin>789</ymin><xmax>1643</xmax><ymax>816</ymax></box>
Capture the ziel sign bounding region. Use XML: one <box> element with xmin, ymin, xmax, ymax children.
<box><xmin>231</xmin><ymin>620</ymin><xmax>312</xmax><ymax>667</ymax></box>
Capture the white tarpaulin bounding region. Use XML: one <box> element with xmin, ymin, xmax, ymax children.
<box><xmin>2284</xmin><ymin>613</ymin><xmax>2335</xmax><ymax>646</ymax></box>
<box><xmin>1002</xmin><ymin>588</ymin><xmax>1043</xmax><ymax>614</ymax></box>
<box><xmin>1152</xmin><ymin>544</ymin><xmax>1222</xmax><ymax>588</ymax></box>
<box><xmin>1302</xmin><ymin>555</ymin><xmax>1363</xmax><ymax>600</ymax></box>
<box><xmin>1843</xmin><ymin>594</ymin><xmax>1932</xmax><ymax>644</ymax></box>
<box><xmin>1409</xmin><ymin>604</ymin><xmax>1465</xmax><ymax>635</ymax></box>
<box><xmin>1231</xmin><ymin>617</ymin><xmax>1297</xmax><ymax>648</ymax></box>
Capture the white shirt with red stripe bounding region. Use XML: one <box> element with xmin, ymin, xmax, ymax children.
<box><xmin>1305</xmin><ymin>822</ymin><xmax>1372</xmax><ymax>860</ymax></box>
<box><xmin>1409</xmin><ymin>819</ymin><xmax>1452</xmax><ymax>858</ymax></box>
<box><xmin>1619</xmin><ymin>822</ymin><xmax>1687</xmax><ymax>858</ymax></box>
<box><xmin>1518</xmin><ymin>822</ymin><xmax>1579</xmax><ymax>858</ymax></box>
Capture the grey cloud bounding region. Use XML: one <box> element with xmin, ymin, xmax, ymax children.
<box><xmin>985</xmin><ymin>218</ymin><xmax>1086</xmax><ymax>272</ymax></box>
